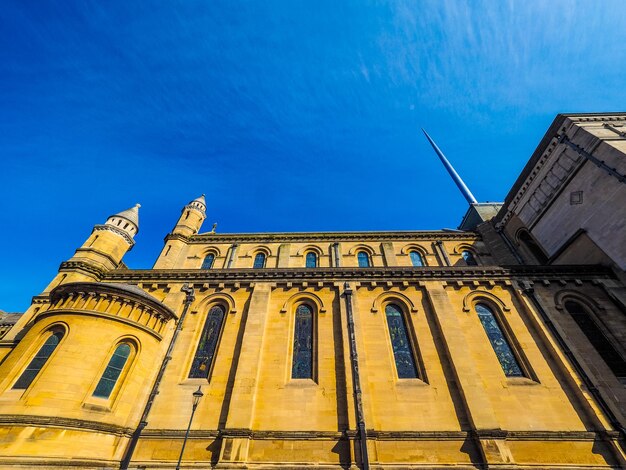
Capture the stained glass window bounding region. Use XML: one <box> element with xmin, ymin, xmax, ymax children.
<box><xmin>292</xmin><ymin>304</ymin><xmax>314</xmax><ymax>379</ymax></box>
<box><xmin>93</xmin><ymin>343</ymin><xmax>132</xmax><ymax>398</ymax></box>
<box><xmin>253</xmin><ymin>253</ymin><xmax>266</xmax><ymax>268</ymax></box>
<box><xmin>410</xmin><ymin>251</ymin><xmax>424</xmax><ymax>267</ymax></box>
<box><xmin>201</xmin><ymin>254</ymin><xmax>215</xmax><ymax>269</ymax></box>
<box><xmin>385</xmin><ymin>304</ymin><xmax>418</xmax><ymax>378</ymax></box>
<box><xmin>476</xmin><ymin>303</ymin><xmax>523</xmax><ymax>377</ymax></box>
<box><xmin>462</xmin><ymin>250</ymin><xmax>477</xmax><ymax>266</ymax></box>
<box><xmin>305</xmin><ymin>252</ymin><xmax>317</xmax><ymax>268</ymax></box>
<box><xmin>565</xmin><ymin>301</ymin><xmax>626</xmax><ymax>379</ymax></box>
<box><xmin>357</xmin><ymin>251</ymin><xmax>370</xmax><ymax>267</ymax></box>
<box><xmin>189</xmin><ymin>305</ymin><xmax>226</xmax><ymax>379</ymax></box>
<box><xmin>13</xmin><ymin>331</ymin><xmax>63</xmax><ymax>389</ymax></box>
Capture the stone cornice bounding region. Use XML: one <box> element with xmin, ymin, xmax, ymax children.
<box><xmin>93</xmin><ymin>224</ymin><xmax>135</xmax><ymax>247</ymax></box>
<box><xmin>189</xmin><ymin>230</ymin><xmax>481</xmax><ymax>244</ymax></box>
<box><xmin>104</xmin><ymin>265</ymin><xmax>612</xmax><ymax>284</ymax></box>
<box><xmin>50</xmin><ymin>282</ymin><xmax>177</xmax><ymax>322</ymax></box>
<box><xmin>59</xmin><ymin>261</ymin><xmax>105</xmax><ymax>279</ymax></box>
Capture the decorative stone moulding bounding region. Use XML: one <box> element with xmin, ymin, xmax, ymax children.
<box><xmin>93</xmin><ymin>224</ymin><xmax>136</xmax><ymax>247</ymax></box>
<box><xmin>41</xmin><ymin>282</ymin><xmax>177</xmax><ymax>339</ymax></box>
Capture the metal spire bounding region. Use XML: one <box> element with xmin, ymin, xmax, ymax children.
<box><xmin>422</xmin><ymin>129</ymin><xmax>478</xmax><ymax>205</ymax></box>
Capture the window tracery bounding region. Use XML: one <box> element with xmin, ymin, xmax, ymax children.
<box><xmin>475</xmin><ymin>303</ymin><xmax>523</xmax><ymax>377</ymax></box>
<box><xmin>292</xmin><ymin>303</ymin><xmax>314</xmax><ymax>379</ymax></box>
<box><xmin>385</xmin><ymin>304</ymin><xmax>418</xmax><ymax>378</ymax></box>
<box><xmin>189</xmin><ymin>305</ymin><xmax>226</xmax><ymax>379</ymax></box>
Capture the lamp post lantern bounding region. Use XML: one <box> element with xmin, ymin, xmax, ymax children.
<box><xmin>175</xmin><ymin>386</ymin><xmax>203</xmax><ymax>470</ymax></box>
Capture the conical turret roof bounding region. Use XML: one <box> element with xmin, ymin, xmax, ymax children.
<box><xmin>112</xmin><ymin>204</ymin><xmax>141</xmax><ymax>229</ymax></box>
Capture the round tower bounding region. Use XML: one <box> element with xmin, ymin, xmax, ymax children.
<box><xmin>172</xmin><ymin>194</ymin><xmax>206</xmax><ymax>237</ymax></box>
<box><xmin>42</xmin><ymin>204</ymin><xmax>141</xmax><ymax>292</ymax></box>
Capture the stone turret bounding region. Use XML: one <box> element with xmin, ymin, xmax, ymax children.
<box><xmin>42</xmin><ymin>204</ymin><xmax>141</xmax><ymax>292</ymax></box>
<box><xmin>172</xmin><ymin>195</ymin><xmax>206</xmax><ymax>237</ymax></box>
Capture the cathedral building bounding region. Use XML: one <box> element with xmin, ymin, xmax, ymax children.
<box><xmin>0</xmin><ymin>113</ymin><xmax>624</xmax><ymax>469</ymax></box>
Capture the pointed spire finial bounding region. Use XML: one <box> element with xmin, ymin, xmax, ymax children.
<box><xmin>422</xmin><ymin>129</ymin><xmax>478</xmax><ymax>205</ymax></box>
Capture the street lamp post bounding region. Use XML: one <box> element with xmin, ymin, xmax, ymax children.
<box><xmin>175</xmin><ymin>386</ymin><xmax>204</xmax><ymax>470</ymax></box>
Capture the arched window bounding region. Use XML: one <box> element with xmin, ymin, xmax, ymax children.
<box><xmin>253</xmin><ymin>252</ymin><xmax>266</xmax><ymax>269</ymax></box>
<box><xmin>201</xmin><ymin>253</ymin><xmax>215</xmax><ymax>269</ymax></box>
<box><xmin>13</xmin><ymin>330</ymin><xmax>64</xmax><ymax>389</ymax></box>
<box><xmin>475</xmin><ymin>303</ymin><xmax>523</xmax><ymax>377</ymax></box>
<box><xmin>518</xmin><ymin>230</ymin><xmax>548</xmax><ymax>264</ymax></box>
<box><xmin>292</xmin><ymin>304</ymin><xmax>314</xmax><ymax>379</ymax></box>
<box><xmin>305</xmin><ymin>252</ymin><xmax>317</xmax><ymax>268</ymax></box>
<box><xmin>357</xmin><ymin>251</ymin><xmax>371</xmax><ymax>267</ymax></box>
<box><xmin>189</xmin><ymin>305</ymin><xmax>226</xmax><ymax>379</ymax></box>
<box><xmin>385</xmin><ymin>304</ymin><xmax>418</xmax><ymax>378</ymax></box>
<box><xmin>410</xmin><ymin>251</ymin><xmax>424</xmax><ymax>267</ymax></box>
<box><xmin>462</xmin><ymin>250</ymin><xmax>478</xmax><ymax>266</ymax></box>
<box><xmin>93</xmin><ymin>343</ymin><xmax>132</xmax><ymax>398</ymax></box>
<box><xmin>564</xmin><ymin>300</ymin><xmax>626</xmax><ymax>380</ymax></box>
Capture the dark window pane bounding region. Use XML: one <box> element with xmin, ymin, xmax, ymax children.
<box><xmin>201</xmin><ymin>254</ymin><xmax>215</xmax><ymax>269</ymax></box>
<box><xmin>305</xmin><ymin>252</ymin><xmax>317</xmax><ymax>268</ymax></box>
<box><xmin>462</xmin><ymin>251</ymin><xmax>477</xmax><ymax>266</ymax></box>
<box><xmin>13</xmin><ymin>332</ymin><xmax>63</xmax><ymax>390</ymax></box>
<box><xmin>565</xmin><ymin>301</ymin><xmax>626</xmax><ymax>379</ymax></box>
<box><xmin>92</xmin><ymin>343</ymin><xmax>132</xmax><ymax>398</ymax></box>
<box><xmin>476</xmin><ymin>304</ymin><xmax>523</xmax><ymax>377</ymax></box>
<box><xmin>385</xmin><ymin>304</ymin><xmax>418</xmax><ymax>378</ymax></box>
<box><xmin>292</xmin><ymin>304</ymin><xmax>313</xmax><ymax>379</ymax></box>
<box><xmin>410</xmin><ymin>251</ymin><xmax>424</xmax><ymax>267</ymax></box>
<box><xmin>189</xmin><ymin>305</ymin><xmax>226</xmax><ymax>379</ymax></box>
<box><xmin>357</xmin><ymin>252</ymin><xmax>370</xmax><ymax>267</ymax></box>
<box><xmin>253</xmin><ymin>253</ymin><xmax>266</xmax><ymax>269</ymax></box>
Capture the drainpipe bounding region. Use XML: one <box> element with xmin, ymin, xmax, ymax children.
<box><xmin>120</xmin><ymin>283</ymin><xmax>196</xmax><ymax>469</ymax></box>
<box><xmin>342</xmin><ymin>282</ymin><xmax>370</xmax><ymax>470</ymax></box>
<box><xmin>521</xmin><ymin>282</ymin><xmax>626</xmax><ymax>449</ymax></box>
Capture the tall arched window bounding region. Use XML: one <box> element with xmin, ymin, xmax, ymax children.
<box><xmin>253</xmin><ymin>252</ymin><xmax>266</xmax><ymax>269</ymax></box>
<box><xmin>462</xmin><ymin>250</ymin><xmax>478</xmax><ymax>266</ymax></box>
<box><xmin>385</xmin><ymin>304</ymin><xmax>418</xmax><ymax>378</ymax></box>
<box><xmin>201</xmin><ymin>253</ymin><xmax>215</xmax><ymax>269</ymax></box>
<box><xmin>93</xmin><ymin>343</ymin><xmax>132</xmax><ymax>398</ymax></box>
<box><xmin>357</xmin><ymin>251</ymin><xmax>371</xmax><ymax>267</ymax></box>
<box><xmin>410</xmin><ymin>251</ymin><xmax>424</xmax><ymax>267</ymax></box>
<box><xmin>475</xmin><ymin>303</ymin><xmax>523</xmax><ymax>377</ymax></box>
<box><xmin>305</xmin><ymin>252</ymin><xmax>317</xmax><ymax>268</ymax></box>
<box><xmin>518</xmin><ymin>230</ymin><xmax>548</xmax><ymax>264</ymax></box>
<box><xmin>564</xmin><ymin>300</ymin><xmax>626</xmax><ymax>380</ymax></box>
<box><xmin>189</xmin><ymin>305</ymin><xmax>226</xmax><ymax>379</ymax></box>
<box><xmin>292</xmin><ymin>304</ymin><xmax>314</xmax><ymax>379</ymax></box>
<box><xmin>13</xmin><ymin>330</ymin><xmax>64</xmax><ymax>389</ymax></box>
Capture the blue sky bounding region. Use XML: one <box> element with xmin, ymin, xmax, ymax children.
<box><xmin>1</xmin><ymin>1</ymin><xmax>626</xmax><ymax>311</ymax></box>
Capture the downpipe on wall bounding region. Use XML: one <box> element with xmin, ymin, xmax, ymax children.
<box><xmin>120</xmin><ymin>283</ymin><xmax>196</xmax><ymax>470</ymax></box>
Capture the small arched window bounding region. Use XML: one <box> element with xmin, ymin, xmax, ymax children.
<box><xmin>357</xmin><ymin>251</ymin><xmax>371</xmax><ymax>267</ymax></box>
<box><xmin>564</xmin><ymin>300</ymin><xmax>626</xmax><ymax>380</ymax></box>
<box><xmin>410</xmin><ymin>251</ymin><xmax>424</xmax><ymax>267</ymax></box>
<box><xmin>13</xmin><ymin>330</ymin><xmax>64</xmax><ymax>390</ymax></box>
<box><xmin>292</xmin><ymin>304</ymin><xmax>314</xmax><ymax>379</ymax></box>
<box><xmin>253</xmin><ymin>252</ymin><xmax>266</xmax><ymax>269</ymax></box>
<box><xmin>93</xmin><ymin>343</ymin><xmax>132</xmax><ymax>399</ymax></box>
<box><xmin>475</xmin><ymin>303</ymin><xmax>523</xmax><ymax>377</ymax></box>
<box><xmin>462</xmin><ymin>250</ymin><xmax>478</xmax><ymax>266</ymax></box>
<box><xmin>189</xmin><ymin>305</ymin><xmax>226</xmax><ymax>379</ymax></box>
<box><xmin>201</xmin><ymin>253</ymin><xmax>215</xmax><ymax>269</ymax></box>
<box><xmin>385</xmin><ymin>304</ymin><xmax>419</xmax><ymax>378</ymax></box>
<box><xmin>305</xmin><ymin>252</ymin><xmax>317</xmax><ymax>268</ymax></box>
